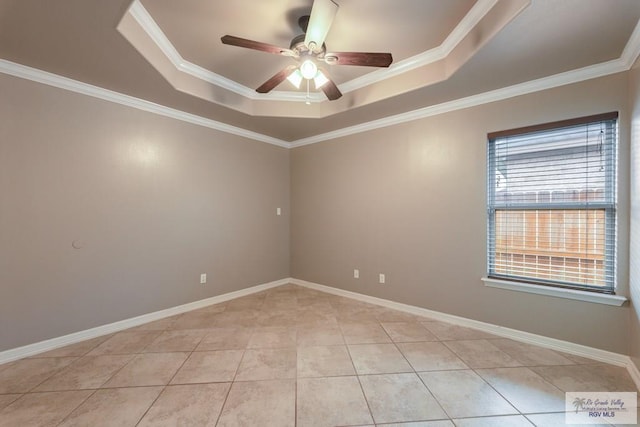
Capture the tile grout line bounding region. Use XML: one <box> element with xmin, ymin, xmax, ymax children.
<box><xmin>131</xmin><ymin>320</ymin><xmax>186</xmax><ymax>426</ymax></box>
<box><xmin>342</xmin><ymin>323</ymin><xmax>377</xmax><ymax>426</ymax></box>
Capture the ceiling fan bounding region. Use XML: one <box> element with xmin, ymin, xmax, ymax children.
<box><xmin>221</xmin><ymin>0</ymin><xmax>393</xmax><ymax>101</ymax></box>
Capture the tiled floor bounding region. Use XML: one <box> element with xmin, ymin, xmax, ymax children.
<box><xmin>0</xmin><ymin>284</ymin><xmax>637</xmax><ymax>426</ymax></box>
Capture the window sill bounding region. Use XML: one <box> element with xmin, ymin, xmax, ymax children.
<box><xmin>481</xmin><ymin>277</ymin><xmax>627</xmax><ymax>306</ymax></box>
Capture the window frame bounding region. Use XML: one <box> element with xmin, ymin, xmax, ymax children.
<box><xmin>486</xmin><ymin>112</ymin><xmax>618</xmax><ymax>294</ymax></box>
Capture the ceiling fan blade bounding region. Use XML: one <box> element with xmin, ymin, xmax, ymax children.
<box><xmin>325</xmin><ymin>52</ymin><xmax>393</xmax><ymax>67</ymax></box>
<box><xmin>256</xmin><ymin>65</ymin><xmax>298</xmax><ymax>93</ymax></box>
<box><xmin>304</xmin><ymin>0</ymin><xmax>339</xmax><ymax>52</ymax></box>
<box><xmin>221</xmin><ymin>35</ymin><xmax>295</xmax><ymax>56</ymax></box>
<box><xmin>321</xmin><ymin>77</ymin><xmax>342</xmax><ymax>100</ymax></box>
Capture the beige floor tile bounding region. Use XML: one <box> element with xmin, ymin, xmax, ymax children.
<box><xmin>381</xmin><ymin>322</ymin><xmax>439</xmax><ymax>343</ymax></box>
<box><xmin>224</xmin><ymin>296</ymin><xmax>264</xmax><ymax>311</ymax></box>
<box><xmin>397</xmin><ymin>342</ymin><xmax>468</xmax><ymax>372</ymax></box>
<box><xmin>58</xmin><ymin>387</ymin><xmax>162</xmax><ymax>427</ymax></box>
<box><xmin>0</xmin><ymin>394</ymin><xmax>21</xmax><ymax>410</ymax></box>
<box><xmin>377</xmin><ymin>422</ymin><xmax>455</xmax><ymax>427</ymax></box>
<box><xmin>452</xmin><ymin>415</ymin><xmax>534</xmax><ymax>426</ymax></box>
<box><xmin>296</xmin><ymin>325</ymin><xmax>345</xmax><ymax>346</ymax></box>
<box><xmin>2</xmin><ymin>285</ymin><xmax>637</xmax><ymax>427</ymax></box>
<box><xmin>169</xmin><ymin>311</ymin><xmax>226</xmax><ymax>330</ymax></box>
<box><xmin>489</xmin><ymin>339</ymin><xmax>575</xmax><ymax>366</ymax></box>
<box><xmin>0</xmin><ymin>357</ymin><xmax>77</xmax><ymax>393</ymax></box>
<box><xmin>419</xmin><ymin>370</ymin><xmax>518</xmax><ymax>418</ymax></box>
<box><xmin>0</xmin><ymin>390</ymin><xmax>92</xmax><ymax>427</ymax></box>
<box><xmin>444</xmin><ymin>340</ymin><xmax>522</xmax><ymax>368</ymax></box>
<box><xmin>296</xmin><ymin>308</ymin><xmax>339</xmax><ymax>326</ymax></box>
<box><xmin>35</xmin><ymin>355</ymin><xmax>134</xmax><ymax>391</ymax></box>
<box><xmin>589</xmin><ymin>364</ymin><xmax>640</xmax><ymax>391</ymax></box>
<box><xmin>86</xmin><ymin>331</ymin><xmax>161</xmax><ymax>355</ymax></box>
<box><xmin>297</xmin><ymin>376</ymin><xmax>374</xmax><ymax>427</ymax></box>
<box><xmin>257</xmin><ymin>310</ymin><xmax>299</xmax><ymax>327</ymax></box>
<box><xmin>476</xmin><ymin>367</ymin><xmax>566</xmax><ymax>413</ymax></box>
<box><xmin>348</xmin><ymin>344</ymin><xmax>413</xmax><ymax>374</ymax></box>
<box><xmin>138</xmin><ymin>383</ymin><xmax>230</xmax><ymax>426</ymax></box>
<box><xmin>235</xmin><ymin>348</ymin><xmax>296</xmax><ymax>380</ymax></box>
<box><xmin>297</xmin><ymin>345</ymin><xmax>356</xmax><ymax>377</ymax></box>
<box><xmin>129</xmin><ymin>315</ymin><xmax>181</xmax><ymax>331</ymax></box>
<box><xmin>247</xmin><ymin>326</ymin><xmax>297</xmax><ymax>348</ymax></box>
<box><xmin>196</xmin><ymin>327</ymin><xmax>253</xmax><ymax>351</ymax></box>
<box><xmin>34</xmin><ymin>335</ymin><xmax>112</xmax><ymax>358</ymax></box>
<box><xmin>144</xmin><ymin>329</ymin><xmax>207</xmax><ymax>352</ymax></box>
<box><xmin>340</xmin><ymin>322</ymin><xmax>392</xmax><ymax>344</ymax></box>
<box><xmin>525</xmin><ymin>412</ymin><xmax>611</xmax><ymax>426</ymax></box>
<box><xmin>171</xmin><ymin>350</ymin><xmax>243</xmax><ymax>384</ymax></box>
<box><xmin>336</xmin><ymin>309</ymin><xmax>382</xmax><ymax>323</ymax></box>
<box><xmin>296</xmin><ymin>300</ymin><xmax>335</xmax><ymax>311</ymax></box>
<box><xmin>359</xmin><ymin>373</ymin><xmax>447</xmax><ymax>423</ymax></box>
<box><xmin>376</xmin><ymin>309</ymin><xmax>428</xmax><ymax>323</ymax></box>
<box><xmin>561</xmin><ymin>352</ymin><xmax>602</xmax><ymax>364</ymax></box>
<box><xmin>102</xmin><ymin>352</ymin><xmax>188</xmax><ymax>387</ymax></box>
<box><xmin>217</xmin><ymin>379</ymin><xmax>295</xmax><ymax>427</ymax></box>
<box><xmin>421</xmin><ymin>321</ymin><xmax>497</xmax><ymax>341</ymax></box>
<box><xmin>531</xmin><ymin>364</ymin><xmax>638</xmax><ymax>392</ymax></box>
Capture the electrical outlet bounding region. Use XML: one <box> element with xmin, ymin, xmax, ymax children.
<box><xmin>200</xmin><ymin>273</ymin><xmax>207</xmax><ymax>284</ymax></box>
<box><xmin>277</xmin><ymin>207</ymin><xmax>282</xmax><ymax>216</ymax></box>
<box><xmin>379</xmin><ymin>273</ymin><xmax>385</xmax><ymax>284</ymax></box>
<box><xmin>354</xmin><ymin>269</ymin><xmax>359</xmax><ymax>279</ymax></box>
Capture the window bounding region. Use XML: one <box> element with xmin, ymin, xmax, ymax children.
<box><xmin>487</xmin><ymin>112</ymin><xmax>618</xmax><ymax>293</ymax></box>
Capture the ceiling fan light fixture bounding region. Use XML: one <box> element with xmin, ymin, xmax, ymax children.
<box><xmin>300</xmin><ymin>59</ymin><xmax>318</xmax><ymax>80</ymax></box>
<box><xmin>287</xmin><ymin>69</ymin><xmax>303</xmax><ymax>88</ymax></box>
<box><xmin>314</xmin><ymin>71</ymin><xmax>329</xmax><ymax>89</ymax></box>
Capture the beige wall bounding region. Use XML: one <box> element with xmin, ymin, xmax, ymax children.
<box><xmin>629</xmin><ymin>64</ymin><xmax>640</xmax><ymax>370</ymax></box>
<box><xmin>0</xmin><ymin>74</ymin><xmax>290</xmax><ymax>351</ymax></box>
<box><xmin>1</xmin><ymin>67</ymin><xmax>636</xmax><ymax>356</ymax></box>
<box><xmin>291</xmin><ymin>73</ymin><xmax>631</xmax><ymax>354</ymax></box>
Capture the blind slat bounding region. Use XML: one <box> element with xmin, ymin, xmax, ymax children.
<box><xmin>487</xmin><ymin>115</ymin><xmax>617</xmax><ymax>292</ymax></box>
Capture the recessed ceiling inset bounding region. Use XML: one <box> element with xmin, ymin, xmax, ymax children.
<box><xmin>118</xmin><ymin>0</ymin><xmax>530</xmax><ymax>118</ymax></box>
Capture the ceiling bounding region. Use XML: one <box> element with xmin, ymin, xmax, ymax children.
<box><xmin>1</xmin><ymin>0</ymin><xmax>639</xmax><ymax>145</ymax></box>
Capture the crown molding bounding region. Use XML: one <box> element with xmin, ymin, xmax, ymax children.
<box><xmin>128</xmin><ymin>0</ymin><xmax>325</xmax><ymax>103</ymax></box>
<box><xmin>622</xmin><ymin>16</ymin><xmax>640</xmax><ymax>67</ymax></box>
<box><xmin>1</xmin><ymin>18</ymin><xmax>638</xmax><ymax>149</ymax></box>
<box><xmin>289</xmin><ymin>55</ymin><xmax>634</xmax><ymax>147</ymax></box>
<box><xmin>0</xmin><ymin>59</ymin><xmax>290</xmax><ymax>148</ymax></box>
<box><xmin>128</xmin><ymin>0</ymin><xmax>497</xmax><ymax>100</ymax></box>
<box><xmin>340</xmin><ymin>0</ymin><xmax>498</xmax><ymax>93</ymax></box>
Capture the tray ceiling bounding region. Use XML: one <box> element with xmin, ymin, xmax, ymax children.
<box><xmin>0</xmin><ymin>0</ymin><xmax>639</xmax><ymax>143</ymax></box>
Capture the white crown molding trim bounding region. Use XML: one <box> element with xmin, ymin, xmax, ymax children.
<box><xmin>289</xmin><ymin>57</ymin><xmax>631</xmax><ymax>148</ymax></box>
<box><xmin>622</xmin><ymin>19</ymin><xmax>640</xmax><ymax>67</ymax></box>
<box><xmin>0</xmin><ymin>59</ymin><xmax>290</xmax><ymax>148</ymax></box>
<box><xmin>290</xmin><ymin>278</ymin><xmax>640</xmax><ymax>390</ymax></box>
<box><xmin>128</xmin><ymin>0</ymin><xmax>497</xmax><ymax>99</ymax></box>
<box><xmin>340</xmin><ymin>0</ymin><xmax>498</xmax><ymax>93</ymax></box>
<box><xmin>2</xmin><ymin>18</ymin><xmax>639</xmax><ymax>149</ymax></box>
<box><xmin>128</xmin><ymin>0</ymin><xmax>324</xmax><ymax>103</ymax></box>
<box><xmin>0</xmin><ymin>278</ymin><xmax>289</xmax><ymax>365</ymax></box>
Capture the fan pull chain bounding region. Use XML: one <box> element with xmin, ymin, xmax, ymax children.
<box><xmin>306</xmin><ymin>79</ymin><xmax>311</xmax><ymax>105</ymax></box>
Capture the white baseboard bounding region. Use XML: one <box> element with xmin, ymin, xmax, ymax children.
<box><xmin>3</xmin><ymin>276</ymin><xmax>639</xmax><ymax>392</ymax></box>
<box><xmin>628</xmin><ymin>358</ymin><xmax>640</xmax><ymax>390</ymax></box>
<box><xmin>0</xmin><ymin>278</ymin><xmax>289</xmax><ymax>365</ymax></box>
<box><xmin>291</xmin><ymin>278</ymin><xmax>640</xmax><ymax>391</ymax></box>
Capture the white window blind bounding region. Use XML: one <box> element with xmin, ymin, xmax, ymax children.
<box><xmin>487</xmin><ymin>112</ymin><xmax>618</xmax><ymax>293</ymax></box>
